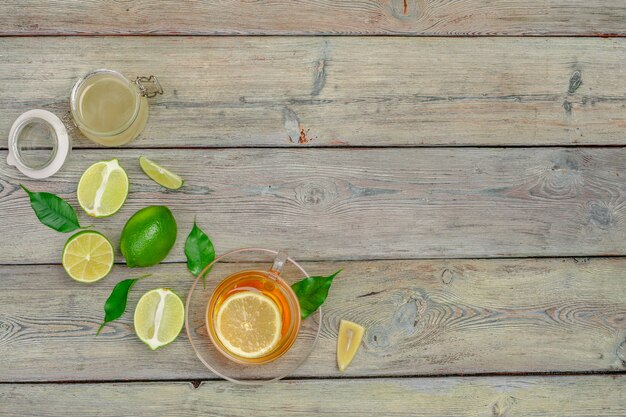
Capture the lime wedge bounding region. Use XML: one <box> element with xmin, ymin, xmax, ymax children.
<box><xmin>62</xmin><ymin>231</ymin><xmax>114</xmax><ymax>283</ymax></box>
<box><xmin>77</xmin><ymin>159</ymin><xmax>129</xmax><ymax>218</ymax></box>
<box><xmin>139</xmin><ymin>156</ymin><xmax>184</xmax><ymax>190</ymax></box>
<box><xmin>134</xmin><ymin>288</ymin><xmax>185</xmax><ymax>350</ymax></box>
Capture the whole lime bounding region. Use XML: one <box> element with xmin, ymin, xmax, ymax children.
<box><xmin>120</xmin><ymin>206</ymin><xmax>177</xmax><ymax>267</ymax></box>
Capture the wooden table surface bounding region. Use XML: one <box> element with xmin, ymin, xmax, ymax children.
<box><xmin>1</xmin><ymin>2</ymin><xmax>626</xmax><ymax>416</ymax></box>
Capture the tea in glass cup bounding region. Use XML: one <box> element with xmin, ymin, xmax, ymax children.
<box><xmin>206</xmin><ymin>253</ymin><xmax>301</xmax><ymax>365</ymax></box>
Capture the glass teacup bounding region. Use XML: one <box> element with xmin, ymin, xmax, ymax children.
<box><xmin>185</xmin><ymin>248</ymin><xmax>320</xmax><ymax>384</ymax></box>
<box><xmin>205</xmin><ymin>251</ymin><xmax>301</xmax><ymax>365</ymax></box>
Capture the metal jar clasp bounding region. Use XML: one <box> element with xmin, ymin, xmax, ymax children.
<box><xmin>62</xmin><ymin>111</ymin><xmax>78</xmax><ymax>133</ymax></box>
<box><xmin>135</xmin><ymin>75</ymin><xmax>164</xmax><ymax>98</ymax></box>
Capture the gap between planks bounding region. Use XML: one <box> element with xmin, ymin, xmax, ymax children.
<box><xmin>2</xmin><ymin>370</ymin><xmax>626</xmax><ymax>385</ymax></box>
<box><xmin>2</xmin><ymin>254</ymin><xmax>625</xmax><ymax>268</ymax></box>
<box><xmin>2</xmin><ymin>34</ymin><xmax>626</xmax><ymax>38</ymax></box>
<box><xmin>6</xmin><ymin>144</ymin><xmax>626</xmax><ymax>151</ymax></box>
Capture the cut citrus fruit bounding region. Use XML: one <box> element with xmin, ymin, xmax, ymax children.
<box><xmin>77</xmin><ymin>159</ymin><xmax>129</xmax><ymax>218</ymax></box>
<box><xmin>139</xmin><ymin>156</ymin><xmax>184</xmax><ymax>190</ymax></box>
<box><xmin>337</xmin><ymin>319</ymin><xmax>365</xmax><ymax>371</ymax></box>
<box><xmin>215</xmin><ymin>291</ymin><xmax>282</xmax><ymax>359</ymax></box>
<box><xmin>134</xmin><ymin>288</ymin><xmax>185</xmax><ymax>350</ymax></box>
<box><xmin>62</xmin><ymin>230</ymin><xmax>114</xmax><ymax>283</ymax></box>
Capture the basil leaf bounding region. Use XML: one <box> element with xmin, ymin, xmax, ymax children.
<box><xmin>184</xmin><ymin>220</ymin><xmax>215</xmax><ymax>285</ymax></box>
<box><xmin>97</xmin><ymin>274</ymin><xmax>151</xmax><ymax>335</ymax></box>
<box><xmin>292</xmin><ymin>269</ymin><xmax>342</xmax><ymax>319</ymax></box>
<box><xmin>20</xmin><ymin>184</ymin><xmax>81</xmax><ymax>233</ymax></box>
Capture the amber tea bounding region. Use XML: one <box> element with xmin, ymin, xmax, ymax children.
<box><xmin>206</xmin><ymin>269</ymin><xmax>301</xmax><ymax>365</ymax></box>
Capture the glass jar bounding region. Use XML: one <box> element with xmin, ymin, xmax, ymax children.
<box><xmin>70</xmin><ymin>69</ymin><xmax>162</xmax><ymax>146</ymax></box>
<box><xmin>7</xmin><ymin>69</ymin><xmax>162</xmax><ymax>179</ymax></box>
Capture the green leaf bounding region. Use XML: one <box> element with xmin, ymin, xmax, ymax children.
<box><xmin>292</xmin><ymin>269</ymin><xmax>342</xmax><ymax>319</ymax></box>
<box><xmin>97</xmin><ymin>274</ymin><xmax>151</xmax><ymax>335</ymax></box>
<box><xmin>184</xmin><ymin>220</ymin><xmax>215</xmax><ymax>286</ymax></box>
<box><xmin>20</xmin><ymin>184</ymin><xmax>81</xmax><ymax>233</ymax></box>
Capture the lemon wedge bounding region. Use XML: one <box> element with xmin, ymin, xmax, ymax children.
<box><xmin>337</xmin><ymin>319</ymin><xmax>365</xmax><ymax>371</ymax></box>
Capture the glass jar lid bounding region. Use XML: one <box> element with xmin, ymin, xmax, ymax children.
<box><xmin>6</xmin><ymin>109</ymin><xmax>70</xmax><ymax>179</ymax></box>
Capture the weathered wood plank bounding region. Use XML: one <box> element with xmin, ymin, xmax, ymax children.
<box><xmin>1</xmin><ymin>376</ymin><xmax>625</xmax><ymax>416</ymax></box>
<box><xmin>1</xmin><ymin>259</ymin><xmax>624</xmax><ymax>381</ymax></box>
<box><xmin>1</xmin><ymin>148</ymin><xmax>625</xmax><ymax>264</ymax></box>
<box><xmin>3</xmin><ymin>1</ymin><xmax>626</xmax><ymax>36</ymax></box>
<box><xmin>1</xmin><ymin>37</ymin><xmax>626</xmax><ymax>148</ymax></box>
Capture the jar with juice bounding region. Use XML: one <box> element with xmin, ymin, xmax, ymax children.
<box><xmin>7</xmin><ymin>69</ymin><xmax>162</xmax><ymax>179</ymax></box>
<box><xmin>70</xmin><ymin>69</ymin><xmax>162</xmax><ymax>146</ymax></box>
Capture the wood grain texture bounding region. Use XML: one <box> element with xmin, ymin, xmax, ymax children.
<box><xmin>1</xmin><ymin>376</ymin><xmax>626</xmax><ymax>416</ymax></box>
<box><xmin>1</xmin><ymin>37</ymin><xmax>626</xmax><ymax>148</ymax></box>
<box><xmin>2</xmin><ymin>148</ymin><xmax>625</xmax><ymax>264</ymax></box>
<box><xmin>1</xmin><ymin>258</ymin><xmax>624</xmax><ymax>381</ymax></box>
<box><xmin>3</xmin><ymin>1</ymin><xmax>626</xmax><ymax>36</ymax></box>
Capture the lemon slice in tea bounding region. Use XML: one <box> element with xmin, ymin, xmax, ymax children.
<box><xmin>62</xmin><ymin>231</ymin><xmax>114</xmax><ymax>283</ymax></box>
<box><xmin>139</xmin><ymin>156</ymin><xmax>184</xmax><ymax>190</ymax></box>
<box><xmin>134</xmin><ymin>288</ymin><xmax>185</xmax><ymax>350</ymax></box>
<box><xmin>215</xmin><ymin>291</ymin><xmax>282</xmax><ymax>359</ymax></box>
<box><xmin>77</xmin><ymin>159</ymin><xmax>129</xmax><ymax>217</ymax></box>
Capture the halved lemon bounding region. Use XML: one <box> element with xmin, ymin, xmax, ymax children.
<box><xmin>215</xmin><ymin>291</ymin><xmax>282</xmax><ymax>359</ymax></box>
<box><xmin>62</xmin><ymin>230</ymin><xmax>114</xmax><ymax>283</ymax></box>
<box><xmin>77</xmin><ymin>159</ymin><xmax>129</xmax><ymax>218</ymax></box>
<box><xmin>134</xmin><ymin>288</ymin><xmax>185</xmax><ymax>350</ymax></box>
<box><xmin>139</xmin><ymin>156</ymin><xmax>184</xmax><ymax>190</ymax></box>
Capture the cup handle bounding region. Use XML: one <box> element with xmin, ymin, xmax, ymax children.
<box><xmin>269</xmin><ymin>251</ymin><xmax>288</xmax><ymax>276</ymax></box>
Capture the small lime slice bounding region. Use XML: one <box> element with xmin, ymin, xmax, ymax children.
<box><xmin>62</xmin><ymin>230</ymin><xmax>114</xmax><ymax>283</ymax></box>
<box><xmin>139</xmin><ymin>156</ymin><xmax>184</xmax><ymax>190</ymax></box>
<box><xmin>134</xmin><ymin>288</ymin><xmax>185</xmax><ymax>350</ymax></box>
<box><xmin>77</xmin><ymin>159</ymin><xmax>129</xmax><ymax>218</ymax></box>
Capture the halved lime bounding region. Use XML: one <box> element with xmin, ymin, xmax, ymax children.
<box><xmin>134</xmin><ymin>288</ymin><xmax>185</xmax><ymax>350</ymax></box>
<box><xmin>139</xmin><ymin>156</ymin><xmax>184</xmax><ymax>190</ymax></box>
<box><xmin>62</xmin><ymin>230</ymin><xmax>114</xmax><ymax>283</ymax></box>
<box><xmin>77</xmin><ymin>159</ymin><xmax>129</xmax><ymax>218</ymax></box>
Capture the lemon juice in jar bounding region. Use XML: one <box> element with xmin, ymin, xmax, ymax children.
<box><xmin>70</xmin><ymin>69</ymin><xmax>161</xmax><ymax>146</ymax></box>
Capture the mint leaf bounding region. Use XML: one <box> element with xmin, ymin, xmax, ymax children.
<box><xmin>292</xmin><ymin>269</ymin><xmax>342</xmax><ymax>319</ymax></box>
<box><xmin>184</xmin><ymin>220</ymin><xmax>215</xmax><ymax>286</ymax></box>
<box><xmin>20</xmin><ymin>184</ymin><xmax>81</xmax><ymax>233</ymax></box>
<box><xmin>97</xmin><ymin>274</ymin><xmax>151</xmax><ymax>335</ymax></box>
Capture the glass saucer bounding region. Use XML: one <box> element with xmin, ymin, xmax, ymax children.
<box><xmin>185</xmin><ymin>248</ymin><xmax>321</xmax><ymax>385</ymax></box>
